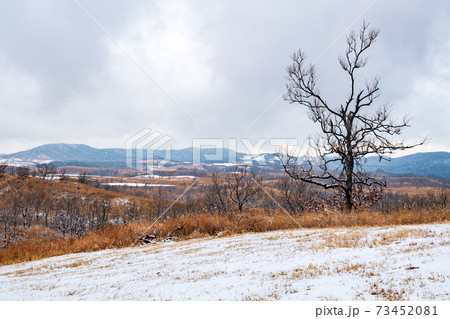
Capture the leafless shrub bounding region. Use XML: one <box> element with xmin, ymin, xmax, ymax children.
<box><xmin>0</xmin><ymin>208</ymin><xmax>23</xmax><ymax>248</ymax></box>
<box><xmin>373</xmin><ymin>189</ymin><xmax>449</xmax><ymax>213</ymax></box>
<box><xmin>77</xmin><ymin>171</ymin><xmax>91</xmax><ymax>185</ymax></box>
<box><xmin>49</xmin><ymin>195</ymin><xmax>88</xmax><ymax>238</ymax></box>
<box><xmin>0</xmin><ymin>164</ymin><xmax>7</xmax><ymax>178</ymax></box>
<box><xmin>87</xmin><ymin>198</ymin><xmax>112</xmax><ymax>230</ymax></box>
<box><xmin>16</xmin><ymin>167</ymin><xmax>30</xmax><ymax>179</ymax></box>
<box><xmin>123</xmin><ymin>201</ymin><xmax>141</xmax><ymax>223</ymax></box>
<box><xmin>36</xmin><ymin>163</ymin><xmax>57</xmax><ymax>180</ymax></box>
<box><xmin>59</xmin><ymin>168</ymin><xmax>67</xmax><ymax>181</ymax></box>
<box><xmin>50</xmin><ymin>209</ymin><xmax>87</xmax><ymax>238</ymax></box>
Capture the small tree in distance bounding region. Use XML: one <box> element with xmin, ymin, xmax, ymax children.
<box><xmin>227</xmin><ymin>166</ymin><xmax>262</xmax><ymax>214</ymax></box>
<box><xmin>280</xmin><ymin>22</ymin><xmax>425</xmax><ymax>211</ymax></box>
<box><xmin>208</xmin><ymin>166</ymin><xmax>262</xmax><ymax>214</ymax></box>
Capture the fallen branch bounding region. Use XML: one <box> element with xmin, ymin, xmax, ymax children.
<box><xmin>166</xmin><ymin>222</ymin><xmax>187</xmax><ymax>241</ymax></box>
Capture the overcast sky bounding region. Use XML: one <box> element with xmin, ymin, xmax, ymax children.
<box><xmin>0</xmin><ymin>0</ymin><xmax>449</xmax><ymax>155</ymax></box>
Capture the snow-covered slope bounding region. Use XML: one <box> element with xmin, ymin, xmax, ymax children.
<box><xmin>1</xmin><ymin>224</ymin><xmax>449</xmax><ymax>300</ymax></box>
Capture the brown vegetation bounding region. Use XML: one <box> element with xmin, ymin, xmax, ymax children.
<box><xmin>1</xmin><ymin>167</ymin><xmax>449</xmax><ymax>266</ymax></box>
<box><xmin>1</xmin><ymin>208</ymin><xmax>448</xmax><ymax>266</ymax></box>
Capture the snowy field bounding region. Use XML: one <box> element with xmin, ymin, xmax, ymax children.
<box><xmin>0</xmin><ymin>223</ymin><xmax>449</xmax><ymax>300</ymax></box>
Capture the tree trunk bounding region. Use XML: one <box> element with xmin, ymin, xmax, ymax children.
<box><xmin>344</xmin><ymin>150</ymin><xmax>354</xmax><ymax>211</ymax></box>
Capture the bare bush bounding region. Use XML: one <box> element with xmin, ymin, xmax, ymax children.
<box><xmin>16</xmin><ymin>167</ymin><xmax>30</xmax><ymax>179</ymax></box>
<box><xmin>59</xmin><ymin>168</ymin><xmax>67</xmax><ymax>181</ymax></box>
<box><xmin>123</xmin><ymin>201</ymin><xmax>141</xmax><ymax>223</ymax></box>
<box><xmin>77</xmin><ymin>171</ymin><xmax>91</xmax><ymax>185</ymax></box>
<box><xmin>87</xmin><ymin>198</ymin><xmax>112</xmax><ymax>230</ymax></box>
<box><xmin>0</xmin><ymin>164</ymin><xmax>7</xmax><ymax>178</ymax></box>
<box><xmin>0</xmin><ymin>208</ymin><xmax>22</xmax><ymax>248</ymax></box>
<box><xmin>50</xmin><ymin>209</ymin><xmax>87</xmax><ymax>238</ymax></box>
<box><xmin>36</xmin><ymin>163</ymin><xmax>57</xmax><ymax>180</ymax></box>
<box><xmin>50</xmin><ymin>195</ymin><xmax>87</xmax><ymax>238</ymax></box>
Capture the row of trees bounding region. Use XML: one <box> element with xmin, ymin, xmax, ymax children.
<box><xmin>0</xmin><ymin>165</ymin><xmax>30</xmax><ymax>179</ymax></box>
<box><xmin>204</xmin><ymin>166</ymin><xmax>385</xmax><ymax>215</ymax></box>
<box><xmin>2</xmin><ymin>163</ymin><xmax>448</xmax><ymax>248</ymax></box>
<box><xmin>0</xmin><ymin>163</ymin><xmax>94</xmax><ymax>184</ymax></box>
<box><xmin>0</xmin><ymin>188</ymin><xmax>114</xmax><ymax>247</ymax></box>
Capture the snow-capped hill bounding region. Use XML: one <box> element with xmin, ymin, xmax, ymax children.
<box><xmin>239</xmin><ymin>153</ymin><xmax>281</xmax><ymax>165</ymax></box>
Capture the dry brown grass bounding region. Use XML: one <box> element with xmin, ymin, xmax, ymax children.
<box><xmin>310</xmin><ymin>227</ymin><xmax>439</xmax><ymax>250</ymax></box>
<box><xmin>1</xmin><ymin>208</ymin><xmax>449</xmax><ymax>266</ymax></box>
<box><xmin>369</xmin><ymin>281</ymin><xmax>409</xmax><ymax>301</ymax></box>
<box><xmin>384</xmin><ymin>186</ymin><xmax>444</xmax><ymax>196</ymax></box>
<box><xmin>0</xmin><ymin>173</ymin><xmax>155</xmax><ymax>205</ymax></box>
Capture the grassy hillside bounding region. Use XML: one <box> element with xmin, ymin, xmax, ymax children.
<box><xmin>1</xmin><ymin>172</ymin><xmax>449</xmax><ymax>266</ymax></box>
<box><xmin>0</xmin><ymin>174</ymin><xmax>152</xmax><ymax>204</ymax></box>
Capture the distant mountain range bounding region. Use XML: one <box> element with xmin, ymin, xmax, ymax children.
<box><xmin>1</xmin><ymin>143</ymin><xmax>449</xmax><ymax>179</ymax></box>
<box><xmin>2</xmin><ymin>144</ymin><xmax>125</xmax><ymax>163</ymax></box>
<box><xmin>0</xmin><ymin>143</ymin><xmax>251</xmax><ymax>165</ymax></box>
<box><xmin>362</xmin><ymin>152</ymin><xmax>450</xmax><ymax>178</ymax></box>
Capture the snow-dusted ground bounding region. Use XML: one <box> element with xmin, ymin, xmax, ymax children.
<box><xmin>1</xmin><ymin>223</ymin><xmax>449</xmax><ymax>300</ymax></box>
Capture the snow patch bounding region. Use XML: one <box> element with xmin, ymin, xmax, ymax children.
<box><xmin>0</xmin><ymin>223</ymin><xmax>448</xmax><ymax>300</ymax></box>
<box><xmin>101</xmin><ymin>183</ymin><xmax>174</xmax><ymax>187</ymax></box>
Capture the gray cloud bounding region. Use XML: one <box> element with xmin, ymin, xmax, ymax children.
<box><xmin>0</xmin><ymin>0</ymin><xmax>449</xmax><ymax>155</ymax></box>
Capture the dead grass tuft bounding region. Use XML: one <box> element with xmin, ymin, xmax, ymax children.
<box><xmin>369</xmin><ymin>282</ymin><xmax>408</xmax><ymax>301</ymax></box>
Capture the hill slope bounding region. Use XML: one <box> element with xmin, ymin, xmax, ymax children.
<box><xmin>2</xmin><ymin>143</ymin><xmax>125</xmax><ymax>163</ymax></box>
<box><xmin>0</xmin><ymin>223</ymin><xmax>448</xmax><ymax>300</ymax></box>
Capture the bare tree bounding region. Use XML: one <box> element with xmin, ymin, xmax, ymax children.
<box><xmin>59</xmin><ymin>168</ymin><xmax>67</xmax><ymax>181</ymax></box>
<box><xmin>227</xmin><ymin>166</ymin><xmax>262</xmax><ymax>214</ymax></box>
<box><xmin>207</xmin><ymin>173</ymin><xmax>232</xmax><ymax>215</ymax></box>
<box><xmin>27</xmin><ymin>187</ymin><xmax>52</xmax><ymax>226</ymax></box>
<box><xmin>51</xmin><ymin>195</ymin><xmax>87</xmax><ymax>238</ymax></box>
<box><xmin>281</xmin><ymin>22</ymin><xmax>424</xmax><ymax>211</ymax></box>
<box><xmin>77</xmin><ymin>171</ymin><xmax>91</xmax><ymax>185</ymax></box>
<box><xmin>207</xmin><ymin>167</ymin><xmax>262</xmax><ymax>214</ymax></box>
<box><xmin>16</xmin><ymin>167</ymin><xmax>30</xmax><ymax>179</ymax></box>
<box><xmin>0</xmin><ymin>187</ymin><xmax>33</xmax><ymax>246</ymax></box>
<box><xmin>154</xmin><ymin>186</ymin><xmax>169</xmax><ymax>218</ymax></box>
<box><xmin>50</xmin><ymin>208</ymin><xmax>87</xmax><ymax>238</ymax></box>
<box><xmin>88</xmin><ymin>198</ymin><xmax>112</xmax><ymax>230</ymax></box>
<box><xmin>36</xmin><ymin>163</ymin><xmax>57</xmax><ymax>180</ymax></box>
<box><xmin>275</xmin><ymin>176</ymin><xmax>310</xmax><ymax>215</ymax></box>
<box><xmin>123</xmin><ymin>201</ymin><xmax>141</xmax><ymax>223</ymax></box>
